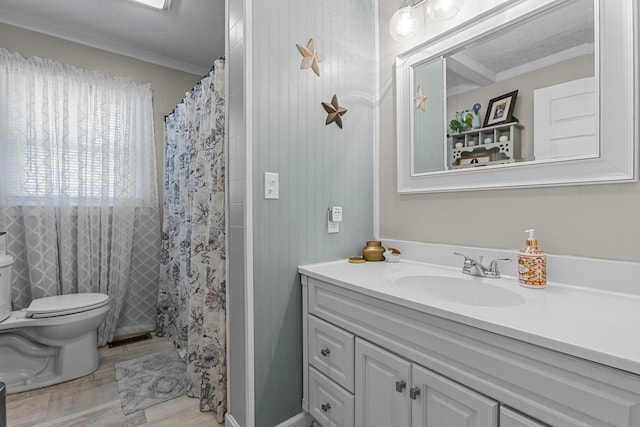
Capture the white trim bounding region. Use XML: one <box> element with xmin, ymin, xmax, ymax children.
<box><xmin>225</xmin><ymin>413</ymin><xmax>242</xmax><ymax>427</ymax></box>
<box><xmin>301</xmin><ymin>275</ymin><xmax>309</xmax><ymax>414</ymax></box>
<box><xmin>373</xmin><ymin>0</ymin><xmax>381</xmax><ymax>239</ymax></box>
<box><xmin>273</xmin><ymin>412</ymin><xmax>315</xmax><ymax>427</ymax></box>
<box><xmin>0</xmin><ymin>10</ymin><xmax>208</xmax><ymax>75</ymax></box>
<box><xmin>244</xmin><ymin>0</ymin><xmax>255</xmax><ymax>425</ymax></box>
<box><xmin>224</xmin><ymin>0</ymin><xmax>232</xmax><ymax>421</ymax></box>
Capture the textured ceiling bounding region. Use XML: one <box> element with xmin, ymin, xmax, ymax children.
<box><xmin>447</xmin><ymin>0</ymin><xmax>594</xmax><ymax>95</ymax></box>
<box><xmin>0</xmin><ymin>0</ymin><xmax>224</xmax><ymax>75</ymax></box>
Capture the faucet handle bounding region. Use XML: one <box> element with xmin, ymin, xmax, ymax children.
<box><xmin>454</xmin><ymin>252</ymin><xmax>473</xmax><ymax>273</ymax></box>
<box><xmin>488</xmin><ymin>258</ymin><xmax>512</xmax><ymax>277</ymax></box>
<box><xmin>453</xmin><ymin>252</ymin><xmax>472</xmax><ymax>265</ymax></box>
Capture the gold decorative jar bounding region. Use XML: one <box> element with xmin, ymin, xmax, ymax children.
<box><xmin>362</xmin><ymin>240</ymin><xmax>385</xmax><ymax>262</ymax></box>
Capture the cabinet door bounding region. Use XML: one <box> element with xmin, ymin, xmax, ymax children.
<box><xmin>500</xmin><ymin>407</ymin><xmax>548</xmax><ymax>427</ymax></box>
<box><xmin>411</xmin><ymin>364</ymin><xmax>498</xmax><ymax>427</ymax></box>
<box><xmin>355</xmin><ymin>338</ymin><xmax>411</xmax><ymax>427</ymax></box>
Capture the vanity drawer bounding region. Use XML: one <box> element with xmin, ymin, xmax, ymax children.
<box><xmin>500</xmin><ymin>407</ymin><xmax>548</xmax><ymax>427</ymax></box>
<box><xmin>309</xmin><ymin>366</ymin><xmax>354</xmax><ymax>427</ymax></box>
<box><xmin>309</xmin><ymin>315</ymin><xmax>355</xmax><ymax>393</ymax></box>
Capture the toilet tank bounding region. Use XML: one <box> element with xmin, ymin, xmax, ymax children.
<box><xmin>0</xmin><ymin>255</ymin><xmax>13</xmax><ymax>323</ymax></box>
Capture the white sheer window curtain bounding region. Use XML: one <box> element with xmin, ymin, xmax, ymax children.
<box><xmin>0</xmin><ymin>48</ymin><xmax>160</xmax><ymax>345</ymax></box>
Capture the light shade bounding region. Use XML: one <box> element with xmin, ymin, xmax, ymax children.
<box><xmin>389</xmin><ymin>5</ymin><xmax>417</xmax><ymax>41</ymax></box>
<box><xmin>132</xmin><ymin>0</ymin><xmax>172</xmax><ymax>10</ymax></box>
<box><xmin>426</xmin><ymin>0</ymin><xmax>461</xmax><ymax>21</ymax></box>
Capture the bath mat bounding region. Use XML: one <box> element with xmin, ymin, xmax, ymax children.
<box><xmin>115</xmin><ymin>348</ymin><xmax>189</xmax><ymax>415</ymax></box>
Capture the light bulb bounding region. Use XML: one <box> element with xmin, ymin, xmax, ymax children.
<box><xmin>426</xmin><ymin>0</ymin><xmax>461</xmax><ymax>21</ymax></box>
<box><xmin>389</xmin><ymin>5</ymin><xmax>417</xmax><ymax>41</ymax></box>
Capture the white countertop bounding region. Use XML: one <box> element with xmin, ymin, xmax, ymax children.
<box><xmin>299</xmin><ymin>259</ymin><xmax>640</xmax><ymax>376</ymax></box>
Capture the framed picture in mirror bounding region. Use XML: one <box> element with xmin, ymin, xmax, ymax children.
<box><xmin>483</xmin><ymin>90</ymin><xmax>518</xmax><ymax>128</ymax></box>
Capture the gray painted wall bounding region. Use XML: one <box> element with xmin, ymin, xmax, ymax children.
<box><xmin>251</xmin><ymin>0</ymin><xmax>376</xmax><ymax>425</ymax></box>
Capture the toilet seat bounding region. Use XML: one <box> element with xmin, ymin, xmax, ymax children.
<box><xmin>26</xmin><ymin>293</ymin><xmax>110</xmax><ymax>318</ymax></box>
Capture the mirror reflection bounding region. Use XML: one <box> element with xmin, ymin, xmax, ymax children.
<box><xmin>412</xmin><ymin>0</ymin><xmax>595</xmax><ymax>174</ymax></box>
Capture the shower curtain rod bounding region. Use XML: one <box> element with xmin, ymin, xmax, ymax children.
<box><xmin>164</xmin><ymin>55</ymin><xmax>225</xmax><ymax>121</ymax></box>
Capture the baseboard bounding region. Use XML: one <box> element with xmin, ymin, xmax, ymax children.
<box><xmin>225</xmin><ymin>411</ymin><xmax>314</xmax><ymax>427</ymax></box>
<box><xmin>274</xmin><ymin>412</ymin><xmax>314</xmax><ymax>427</ymax></box>
<box><xmin>225</xmin><ymin>413</ymin><xmax>242</xmax><ymax>427</ymax></box>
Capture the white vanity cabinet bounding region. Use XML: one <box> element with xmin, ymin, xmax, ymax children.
<box><xmin>356</xmin><ymin>338</ymin><xmax>498</xmax><ymax>427</ymax></box>
<box><xmin>301</xmin><ymin>274</ymin><xmax>640</xmax><ymax>427</ymax></box>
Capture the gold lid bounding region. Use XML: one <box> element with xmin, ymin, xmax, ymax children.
<box><xmin>526</xmin><ymin>238</ymin><xmax>537</xmax><ymax>247</ymax></box>
<box><xmin>348</xmin><ymin>256</ymin><xmax>365</xmax><ymax>264</ymax></box>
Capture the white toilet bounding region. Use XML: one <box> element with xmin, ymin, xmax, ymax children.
<box><xmin>0</xmin><ymin>243</ymin><xmax>110</xmax><ymax>393</ymax></box>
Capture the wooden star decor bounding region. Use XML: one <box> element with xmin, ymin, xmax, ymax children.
<box><xmin>296</xmin><ymin>38</ymin><xmax>324</xmax><ymax>77</ymax></box>
<box><xmin>322</xmin><ymin>95</ymin><xmax>348</xmax><ymax>129</ymax></box>
<box><xmin>415</xmin><ymin>85</ymin><xmax>427</xmax><ymax>112</ymax></box>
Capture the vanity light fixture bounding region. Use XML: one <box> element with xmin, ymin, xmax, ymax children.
<box><xmin>389</xmin><ymin>1</ymin><xmax>419</xmax><ymax>41</ymax></box>
<box><xmin>389</xmin><ymin>0</ymin><xmax>462</xmax><ymax>41</ymax></box>
<box><xmin>426</xmin><ymin>0</ymin><xmax>462</xmax><ymax>21</ymax></box>
<box><xmin>131</xmin><ymin>0</ymin><xmax>172</xmax><ymax>10</ymax></box>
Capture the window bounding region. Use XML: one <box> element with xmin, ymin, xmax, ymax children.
<box><xmin>0</xmin><ymin>49</ymin><xmax>157</xmax><ymax>207</ymax></box>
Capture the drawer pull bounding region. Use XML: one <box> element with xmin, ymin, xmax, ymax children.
<box><xmin>320</xmin><ymin>348</ymin><xmax>331</xmax><ymax>357</ymax></box>
<box><xmin>321</xmin><ymin>403</ymin><xmax>331</xmax><ymax>412</ymax></box>
<box><xmin>409</xmin><ymin>386</ymin><xmax>421</xmax><ymax>400</ymax></box>
<box><xmin>395</xmin><ymin>380</ymin><xmax>406</xmax><ymax>392</ymax></box>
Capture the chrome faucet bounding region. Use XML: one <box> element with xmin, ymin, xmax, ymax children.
<box><xmin>454</xmin><ymin>252</ymin><xmax>511</xmax><ymax>278</ymax></box>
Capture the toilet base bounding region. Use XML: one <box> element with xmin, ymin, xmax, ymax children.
<box><xmin>0</xmin><ymin>329</ymin><xmax>100</xmax><ymax>394</ymax></box>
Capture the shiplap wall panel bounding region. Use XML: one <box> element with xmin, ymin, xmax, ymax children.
<box><xmin>251</xmin><ymin>0</ymin><xmax>375</xmax><ymax>425</ymax></box>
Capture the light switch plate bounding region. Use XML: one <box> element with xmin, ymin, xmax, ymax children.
<box><xmin>264</xmin><ymin>172</ymin><xmax>279</xmax><ymax>199</ymax></box>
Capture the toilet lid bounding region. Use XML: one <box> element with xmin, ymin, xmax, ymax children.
<box><xmin>26</xmin><ymin>293</ymin><xmax>110</xmax><ymax>318</ymax></box>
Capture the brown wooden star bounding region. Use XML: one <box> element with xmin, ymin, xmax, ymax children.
<box><xmin>321</xmin><ymin>95</ymin><xmax>347</xmax><ymax>129</ymax></box>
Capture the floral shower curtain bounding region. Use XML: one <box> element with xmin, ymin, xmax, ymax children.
<box><xmin>156</xmin><ymin>59</ymin><xmax>226</xmax><ymax>422</ymax></box>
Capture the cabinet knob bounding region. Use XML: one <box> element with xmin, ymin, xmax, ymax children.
<box><xmin>395</xmin><ymin>380</ymin><xmax>407</xmax><ymax>392</ymax></box>
<box><xmin>409</xmin><ymin>386</ymin><xmax>421</xmax><ymax>400</ymax></box>
<box><xmin>320</xmin><ymin>348</ymin><xmax>331</xmax><ymax>357</ymax></box>
<box><xmin>321</xmin><ymin>403</ymin><xmax>331</xmax><ymax>412</ymax></box>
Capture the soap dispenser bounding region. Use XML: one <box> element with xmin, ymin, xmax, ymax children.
<box><xmin>518</xmin><ymin>229</ymin><xmax>547</xmax><ymax>288</ymax></box>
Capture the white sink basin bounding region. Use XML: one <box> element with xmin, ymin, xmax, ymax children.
<box><xmin>394</xmin><ymin>275</ymin><xmax>526</xmax><ymax>307</ymax></box>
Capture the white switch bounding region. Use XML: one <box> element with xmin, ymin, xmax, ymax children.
<box><xmin>264</xmin><ymin>172</ymin><xmax>279</xmax><ymax>199</ymax></box>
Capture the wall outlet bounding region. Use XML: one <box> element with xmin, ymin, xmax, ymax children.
<box><xmin>327</xmin><ymin>206</ymin><xmax>342</xmax><ymax>233</ymax></box>
<box><xmin>329</xmin><ymin>206</ymin><xmax>342</xmax><ymax>222</ymax></box>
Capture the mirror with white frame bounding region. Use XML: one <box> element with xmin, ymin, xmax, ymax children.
<box><xmin>396</xmin><ymin>0</ymin><xmax>638</xmax><ymax>193</ymax></box>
